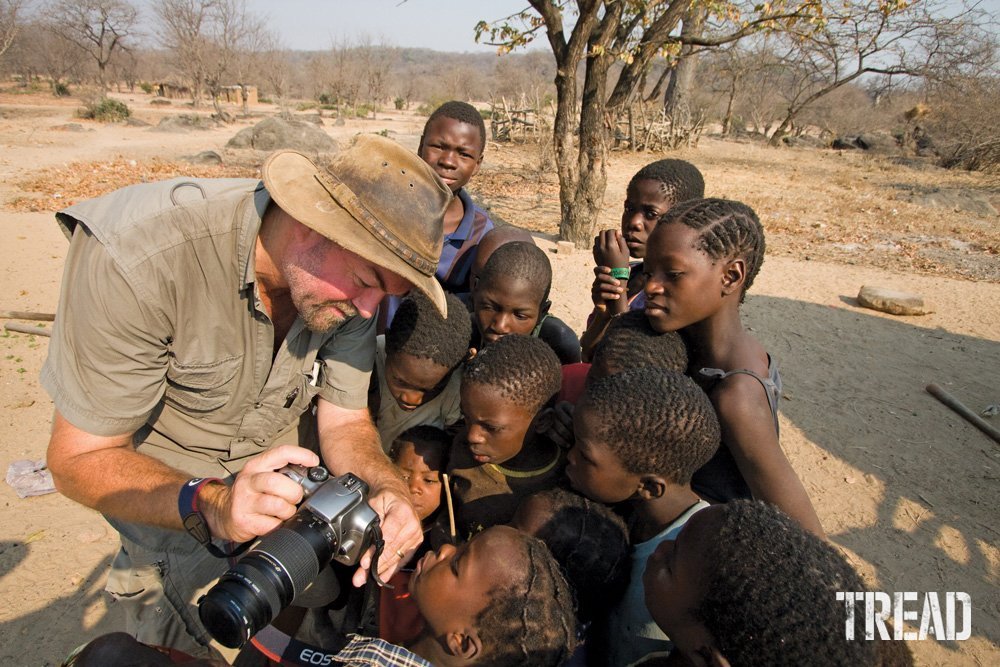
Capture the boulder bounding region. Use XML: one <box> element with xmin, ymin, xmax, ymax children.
<box><xmin>857</xmin><ymin>285</ymin><xmax>932</xmax><ymax>316</ymax></box>
<box><xmin>226</xmin><ymin>116</ymin><xmax>337</xmax><ymax>153</ymax></box>
<box><xmin>184</xmin><ymin>150</ymin><xmax>223</xmax><ymax>166</ymax></box>
<box><xmin>905</xmin><ymin>188</ymin><xmax>997</xmax><ymax>218</ymax></box>
<box><xmin>154</xmin><ymin>114</ymin><xmax>221</xmax><ymax>133</ymax></box>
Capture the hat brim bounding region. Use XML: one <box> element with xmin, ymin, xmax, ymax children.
<box><xmin>262</xmin><ymin>150</ymin><xmax>447</xmax><ymax>316</ymax></box>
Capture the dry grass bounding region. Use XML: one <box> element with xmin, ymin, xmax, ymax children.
<box><xmin>474</xmin><ymin>138</ymin><xmax>1000</xmax><ymax>282</ymax></box>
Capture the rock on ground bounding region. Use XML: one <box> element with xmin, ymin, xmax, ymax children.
<box><xmin>226</xmin><ymin>116</ymin><xmax>338</xmax><ymax>154</ymax></box>
<box><xmin>856</xmin><ymin>285</ymin><xmax>933</xmax><ymax>315</ymax></box>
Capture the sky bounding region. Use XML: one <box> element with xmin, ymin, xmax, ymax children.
<box><xmin>236</xmin><ymin>1</ymin><xmax>535</xmax><ymax>54</ymax></box>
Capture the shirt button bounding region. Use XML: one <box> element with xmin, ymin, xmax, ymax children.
<box><xmin>254</xmin><ymin>401</ymin><xmax>263</xmax><ymax>409</ymax></box>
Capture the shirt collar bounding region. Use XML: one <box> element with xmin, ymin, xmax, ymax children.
<box><xmin>240</xmin><ymin>182</ymin><xmax>270</xmax><ymax>292</ymax></box>
<box><xmin>446</xmin><ymin>188</ymin><xmax>476</xmax><ymax>242</ymax></box>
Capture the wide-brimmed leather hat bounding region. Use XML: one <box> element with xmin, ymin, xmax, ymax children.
<box><xmin>262</xmin><ymin>135</ymin><xmax>452</xmax><ymax>315</ymax></box>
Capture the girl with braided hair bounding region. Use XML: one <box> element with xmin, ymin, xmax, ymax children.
<box><xmin>641</xmin><ymin>198</ymin><xmax>825</xmax><ymax>538</ymax></box>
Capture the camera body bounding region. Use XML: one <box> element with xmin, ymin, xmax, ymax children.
<box><xmin>198</xmin><ymin>466</ymin><xmax>382</xmax><ymax>649</ymax></box>
<box><xmin>282</xmin><ymin>465</ymin><xmax>379</xmax><ymax>567</ymax></box>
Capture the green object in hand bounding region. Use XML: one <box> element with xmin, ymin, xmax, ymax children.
<box><xmin>610</xmin><ymin>267</ymin><xmax>630</xmax><ymax>280</ymax></box>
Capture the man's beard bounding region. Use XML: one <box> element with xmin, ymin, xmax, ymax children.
<box><xmin>295</xmin><ymin>295</ymin><xmax>359</xmax><ymax>332</ymax></box>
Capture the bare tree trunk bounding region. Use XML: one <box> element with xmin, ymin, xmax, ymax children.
<box><xmin>645</xmin><ymin>63</ymin><xmax>672</xmax><ymax>103</ymax></box>
<box><xmin>662</xmin><ymin>6</ymin><xmax>706</xmax><ymax>131</ymax></box>
<box><xmin>721</xmin><ymin>77</ymin><xmax>739</xmax><ymax>135</ymax></box>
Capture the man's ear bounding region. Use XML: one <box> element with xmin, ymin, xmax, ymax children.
<box><xmin>470</xmin><ymin>275</ymin><xmax>480</xmax><ymax>292</ymax></box>
<box><xmin>445</xmin><ymin>628</ymin><xmax>483</xmax><ymax>661</ymax></box>
<box><xmin>720</xmin><ymin>258</ymin><xmax>746</xmax><ymax>296</ymax></box>
<box><xmin>637</xmin><ymin>475</ymin><xmax>667</xmax><ymax>500</ymax></box>
<box><xmin>465</xmin><ymin>347</ymin><xmax>477</xmax><ymax>362</ymax></box>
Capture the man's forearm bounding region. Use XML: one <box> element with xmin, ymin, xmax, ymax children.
<box><xmin>317</xmin><ymin>412</ymin><xmax>407</xmax><ymax>497</ymax></box>
<box><xmin>49</xmin><ymin>438</ymin><xmax>189</xmax><ymax>530</ymax></box>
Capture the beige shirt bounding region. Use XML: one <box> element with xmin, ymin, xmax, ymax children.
<box><xmin>373</xmin><ymin>336</ymin><xmax>462</xmax><ymax>452</ymax></box>
<box><xmin>41</xmin><ymin>178</ymin><xmax>375</xmax><ymax>481</ymax></box>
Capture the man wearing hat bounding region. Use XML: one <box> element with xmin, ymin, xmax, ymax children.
<box><xmin>41</xmin><ymin>135</ymin><xmax>451</xmax><ymax>659</ymax></box>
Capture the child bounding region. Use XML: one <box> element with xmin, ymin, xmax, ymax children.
<box><xmin>418</xmin><ymin>100</ymin><xmax>494</xmax><ymax>295</ymax></box>
<box><xmin>379</xmin><ymin>101</ymin><xmax>494</xmax><ymax>329</ymax></box>
<box><xmin>511</xmin><ymin>487</ymin><xmax>630</xmax><ymax>664</ymax></box>
<box><xmin>447</xmin><ymin>334</ymin><xmax>564</xmax><ymax>539</ymax></box>
<box><xmin>370</xmin><ymin>291</ymin><xmax>472</xmax><ymax>450</ymax></box>
<box><xmin>559</xmin><ymin>309</ymin><xmax>689</xmax><ymax>405</ymax></box>
<box><xmin>471</xmin><ymin>240</ymin><xmax>581</xmax><ymax>364</ymax></box>
<box><xmin>642</xmin><ymin>500</ymin><xmax>911</xmax><ymax>667</ymax></box>
<box><xmin>580</xmin><ymin>159</ymin><xmax>705</xmax><ymax>360</ymax></box>
<box><xmin>567</xmin><ymin>367</ymin><xmax>720</xmax><ymax>667</ymax></box>
<box><xmin>641</xmin><ymin>198</ymin><xmax>825</xmax><ymax>538</ymax></box>
<box><xmin>380</xmin><ymin>426</ymin><xmax>450</xmax><ymax>646</ymax></box>
<box><xmin>70</xmin><ymin>527</ymin><xmax>579</xmax><ymax>667</ymax></box>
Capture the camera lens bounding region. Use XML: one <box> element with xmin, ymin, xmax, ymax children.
<box><xmin>198</xmin><ymin>514</ymin><xmax>336</xmax><ymax>648</ymax></box>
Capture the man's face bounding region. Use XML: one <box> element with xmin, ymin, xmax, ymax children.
<box><xmin>282</xmin><ymin>227</ymin><xmax>413</xmax><ymax>331</ymax></box>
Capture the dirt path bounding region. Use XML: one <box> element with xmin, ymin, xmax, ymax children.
<box><xmin>0</xmin><ymin>92</ymin><xmax>996</xmax><ymax>666</ymax></box>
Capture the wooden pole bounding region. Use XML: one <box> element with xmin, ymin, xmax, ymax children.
<box><xmin>0</xmin><ymin>311</ymin><xmax>55</xmax><ymax>322</ymax></box>
<box><xmin>926</xmin><ymin>383</ymin><xmax>1000</xmax><ymax>444</ymax></box>
<box><xmin>441</xmin><ymin>472</ymin><xmax>457</xmax><ymax>543</ymax></box>
<box><xmin>4</xmin><ymin>323</ymin><xmax>51</xmax><ymax>337</ymax></box>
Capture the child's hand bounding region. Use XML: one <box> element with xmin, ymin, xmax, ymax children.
<box><xmin>591</xmin><ymin>266</ymin><xmax>628</xmax><ymax>315</ymax></box>
<box><xmin>593</xmin><ymin>229</ymin><xmax>630</xmax><ymax>269</ymax></box>
<box><xmin>535</xmin><ymin>401</ymin><xmax>575</xmax><ymax>450</ymax></box>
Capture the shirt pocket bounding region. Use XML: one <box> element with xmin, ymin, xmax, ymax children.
<box><xmin>164</xmin><ymin>354</ymin><xmax>242</xmax><ymax>413</ymax></box>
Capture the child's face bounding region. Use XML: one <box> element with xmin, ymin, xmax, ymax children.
<box><xmin>643</xmin><ymin>221</ymin><xmax>726</xmax><ymax>334</ymax></box>
<box><xmin>393</xmin><ymin>440</ymin><xmax>443</xmax><ymax>521</ymax></box>
<box><xmin>566</xmin><ymin>398</ymin><xmax>642</xmax><ymax>504</ymax></box>
<box><xmin>621</xmin><ymin>178</ymin><xmax>675</xmax><ymax>259</ymax></box>
<box><xmin>643</xmin><ymin>505</ymin><xmax>722</xmax><ymax>661</ymax></box>
<box><xmin>384</xmin><ymin>351</ymin><xmax>452</xmax><ymax>411</ymax></box>
<box><xmin>409</xmin><ymin>526</ymin><xmax>523</xmax><ymax>639</ymax></box>
<box><xmin>460</xmin><ymin>382</ymin><xmax>536</xmax><ymax>465</ymax></box>
<box><xmin>419</xmin><ymin>116</ymin><xmax>483</xmax><ymax>193</ymax></box>
<box><xmin>472</xmin><ymin>277</ymin><xmax>546</xmax><ymax>345</ymax></box>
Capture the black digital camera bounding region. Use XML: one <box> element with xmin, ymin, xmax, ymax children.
<box><xmin>198</xmin><ymin>466</ymin><xmax>382</xmax><ymax>648</ymax></box>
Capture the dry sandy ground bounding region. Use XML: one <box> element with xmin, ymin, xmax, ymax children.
<box><xmin>0</xmin><ymin>91</ymin><xmax>997</xmax><ymax>666</ymax></box>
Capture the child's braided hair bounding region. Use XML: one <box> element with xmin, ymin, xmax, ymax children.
<box><xmin>659</xmin><ymin>197</ymin><xmax>766</xmax><ymax>301</ymax></box>
<box><xmin>475</xmin><ymin>532</ymin><xmax>578</xmax><ymax>666</ymax></box>
<box><xmin>629</xmin><ymin>159</ymin><xmax>705</xmax><ymax>204</ymax></box>
<box><xmin>516</xmin><ymin>487</ymin><xmax>630</xmax><ymax>624</ymax></box>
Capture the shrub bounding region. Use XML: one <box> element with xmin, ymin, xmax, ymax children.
<box><xmin>52</xmin><ymin>82</ymin><xmax>70</xmax><ymax>97</ymax></box>
<box><xmin>394</xmin><ymin>96</ymin><xmax>405</xmax><ymax>110</ymax></box>
<box><xmin>139</xmin><ymin>82</ymin><xmax>154</xmax><ymax>95</ymax></box>
<box><xmin>78</xmin><ymin>97</ymin><xmax>131</xmax><ymax>122</ymax></box>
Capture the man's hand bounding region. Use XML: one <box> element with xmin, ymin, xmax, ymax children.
<box><xmin>201</xmin><ymin>445</ymin><xmax>320</xmax><ymax>543</ymax></box>
<box><xmin>352</xmin><ymin>487</ymin><xmax>423</xmax><ymax>587</ymax></box>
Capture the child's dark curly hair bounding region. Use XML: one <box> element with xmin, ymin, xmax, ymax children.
<box><xmin>696</xmin><ymin>500</ymin><xmax>881</xmax><ymax>666</ymax></box>
<box><xmin>422</xmin><ymin>100</ymin><xmax>486</xmax><ymax>152</ymax></box>
<box><xmin>591</xmin><ymin>310</ymin><xmax>688</xmax><ymax>377</ymax></box>
<box><xmin>385</xmin><ymin>291</ymin><xmax>472</xmax><ymax>369</ymax></box>
<box><xmin>659</xmin><ymin>197</ymin><xmax>766</xmax><ymax>301</ymax></box>
<box><xmin>514</xmin><ymin>487</ymin><xmax>630</xmax><ymax>625</ymax></box>
<box><xmin>629</xmin><ymin>159</ymin><xmax>705</xmax><ymax>205</ymax></box>
<box><xmin>389</xmin><ymin>424</ymin><xmax>450</xmax><ymax>467</ymax></box>
<box><xmin>476</xmin><ymin>241</ymin><xmax>552</xmax><ymax>304</ymax></box>
<box><xmin>475</xmin><ymin>530</ymin><xmax>578</xmax><ymax>666</ymax></box>
<box><xmin>463</xmin><ymin>334</ymin><xmax>561</xmax><ymax>413</ymax></box>
<box><xmin>582</xmin><ymin>368</ymin><xmax>719</xmax><ymax>483</ymax></box>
